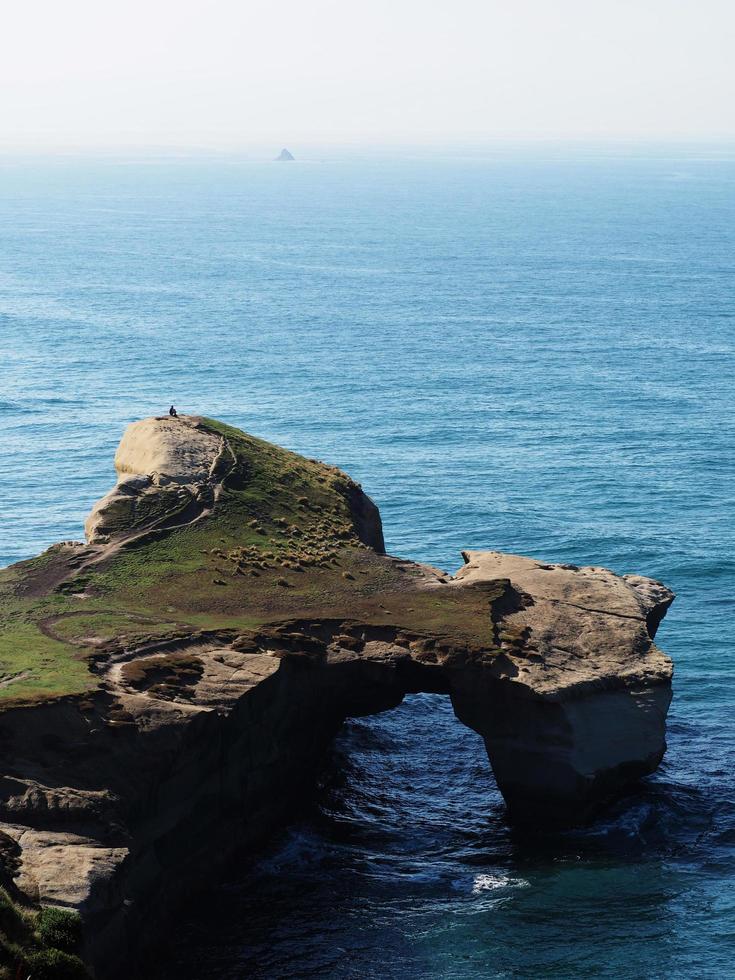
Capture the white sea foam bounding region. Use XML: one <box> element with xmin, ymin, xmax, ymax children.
<box><xmin>471</xmin><ymin>873</ymin><xmax>530</xmax><ymax>894</ymax></box>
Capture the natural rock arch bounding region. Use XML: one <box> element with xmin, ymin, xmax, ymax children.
<box><xmin>0</xmin><ymin>415</ymin><xmax>674</xmax><ymax>975</ymax></box>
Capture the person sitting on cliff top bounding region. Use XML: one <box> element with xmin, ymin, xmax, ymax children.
<box><xmin>169</xmin><ymin>405</ymin><xmax>178</xmax><ymax>418</ymax></box>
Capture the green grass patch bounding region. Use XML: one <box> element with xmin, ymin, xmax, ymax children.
<box><xmin>0</xmin><ymin>622</ymin><xmax>92</xmax><ymax>702</ymax></box>
<box><xmin>49</xmin><ymin>612</ymin><xmax>180</xmax><ymax>647</ymax></box>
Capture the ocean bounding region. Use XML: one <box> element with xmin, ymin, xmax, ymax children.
<box><xmin>0</xmin><ymin>144</ymin><xmax>733</xmax><ymax>978</ymax></box>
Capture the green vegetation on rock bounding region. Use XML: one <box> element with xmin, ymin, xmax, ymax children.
<box><xmin>0</xmin><ymin>892</ymin><xmax>87</xmax><ymax>979</ymax></box>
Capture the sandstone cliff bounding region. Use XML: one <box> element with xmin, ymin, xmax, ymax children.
<box><xmin>0</xmin><ymin>416</ymin><xmax>674</xmax><ymax>976</ymax></box>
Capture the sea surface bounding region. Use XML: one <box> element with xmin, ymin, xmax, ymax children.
<box><xmin>0</xmin><ymin>144</ymin><xmax>733</xmax><ymax>978</ymax></box>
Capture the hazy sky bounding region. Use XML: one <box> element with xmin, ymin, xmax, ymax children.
<box><xmin>1</xmin><ymin>0</ymin><xmax>733</xmax><ymax>148</ymax></box>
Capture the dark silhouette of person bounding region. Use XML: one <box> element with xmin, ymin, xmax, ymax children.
<box><xmin>169</xmin><ymin>405</ymin><xmax>178</xmax><ymax>418</ymax></box>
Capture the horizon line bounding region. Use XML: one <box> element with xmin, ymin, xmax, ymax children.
<box><xmin>1</xmin><ymin>134</ymin><xmax>735</xmax><ymax>158</ymax></box>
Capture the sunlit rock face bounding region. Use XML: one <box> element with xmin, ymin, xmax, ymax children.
<box><xmin>449</xmin><ymin>551</ymin><xmax>673</xmax><ymax>824</ymax></box>
<box><xmin>113</xmin><ymin>416</ymin><xmax>222</xmax><ymax>484</ymax></box>
<box><xmin>84</xmin><ymin>417</ymin><xmax>224</xmax><ymax>544</ymax></box>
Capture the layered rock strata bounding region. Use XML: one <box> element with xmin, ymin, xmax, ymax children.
<box><xmin>0</xmin><ymin>416</ymin><xmax>674</xmax><ymax>976</ymax></box>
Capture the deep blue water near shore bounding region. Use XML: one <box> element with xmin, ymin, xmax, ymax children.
<box><xmin>0</xmin><ymin>145</ymin><xmax>734</xmax><ymax>978</ymax></box>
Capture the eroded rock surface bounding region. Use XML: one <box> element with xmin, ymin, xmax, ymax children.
<box><xmin>84</xmin><ymin>417</ymin><xmax>226</xmax><ymax>544</ymax></box>
<box><xmin>0</xmin><ymin>417</ymin><xmax>674</xmax><ymax>976</ymax></box>
<box><xmin>450</xmin><ymin>551</ymin><xmax>673</xmax><ymax>821</ymax></box>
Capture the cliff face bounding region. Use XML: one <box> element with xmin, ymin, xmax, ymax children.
<box><xmin>0</xmin><ymin>416</ymin><xmax>674</xmax><ymax>976</ymax></box>
<box><xmin>451</xmin><ymin>551</ymin><xmax>673</xmax><ymax>823</ymax></box>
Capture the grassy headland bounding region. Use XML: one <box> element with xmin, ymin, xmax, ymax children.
<box><xmin>0</xmin><ymin>417</ymin><xmax>498</xmax><ymax>707</ymax></box>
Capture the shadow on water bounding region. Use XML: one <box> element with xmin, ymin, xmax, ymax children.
<box><xmin>159</xmin><ymin>694</ymin><xmax>732</xmax><ymax>979</ymax></box>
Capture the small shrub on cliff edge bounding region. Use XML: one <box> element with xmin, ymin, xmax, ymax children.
<box><xmin>37</xmin><ymin>907</ymin><xmax>82</xmax><ymax>956</ymax></box>
<box><xmin>23</xmin><ymin>948</ymin><xmax>87</xmax><ymax>980</ymax></box>
<box><xmin>0</xmin><ymin>891</ymin><xmax>88</xmax><ymax>980</ymax></box>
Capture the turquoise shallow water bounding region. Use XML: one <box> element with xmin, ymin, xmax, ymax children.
<box><xmin>0</xmin><ymin>146</ymin><xmax>734</xmax><ymax>978</ymax></box>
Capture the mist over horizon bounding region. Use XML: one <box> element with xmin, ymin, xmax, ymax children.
<box><xmin>1</xmin><ymin>0</ymin><xmax>733</xmax><ymax>151</ymax></box>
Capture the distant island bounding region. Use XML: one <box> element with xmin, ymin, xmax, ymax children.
<box><xmin>276</xmin><ymin>148</ymin><xmax>294</xmax><ymax>161</ymax></box>
<box><xmin>0</xmin><ymin>415</ymin><xmax>674</xmax><ymax>976</ymax></box>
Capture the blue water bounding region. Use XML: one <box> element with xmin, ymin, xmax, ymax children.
<box><xmin>1</xmin><ymin>145</ymin><xmax>734</xmax><ymax>978</ymax></box>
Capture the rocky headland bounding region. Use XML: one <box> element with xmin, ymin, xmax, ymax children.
<box><xmin>0</xmin><ymin>416</ymin><xmax>674</xmax><ymax>976</ymax></box>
